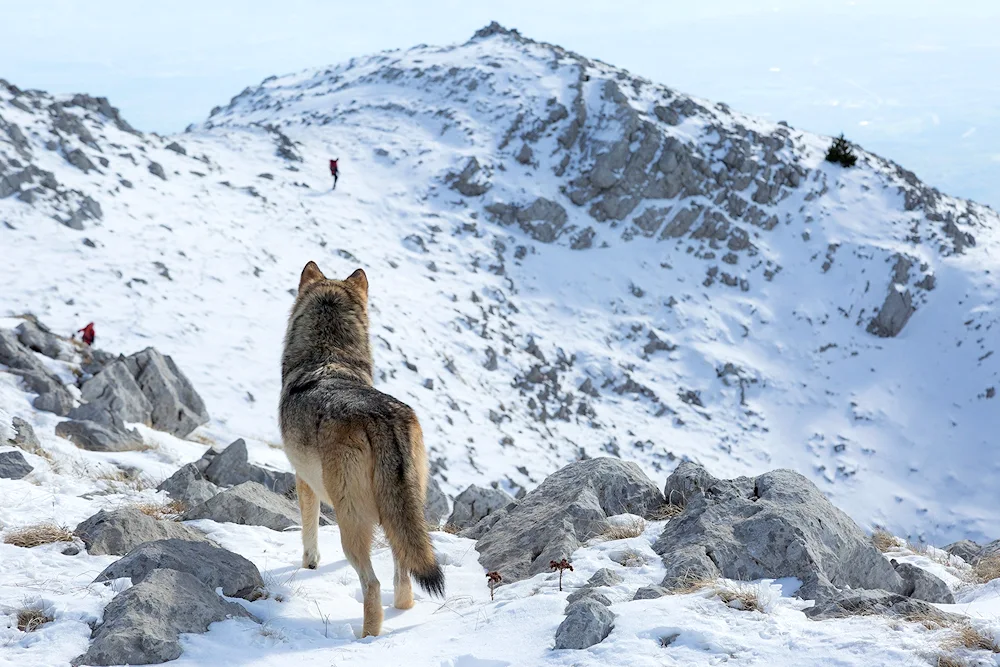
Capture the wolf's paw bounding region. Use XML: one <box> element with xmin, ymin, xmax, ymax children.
<box><xmin>302</xmin><ymin>549</ymin><xmax>320</xmax><ymax>569</ymax></box>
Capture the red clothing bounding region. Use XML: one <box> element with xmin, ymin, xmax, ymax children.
<box><xmin>329</xmin><ymin>159</ymin><xmax>339</xmax><ymax>175</ymax></box>
<box><xmin>78</xmin><ymin>323</ymin><xmax>95</xmax><ymax>346</ymax></box>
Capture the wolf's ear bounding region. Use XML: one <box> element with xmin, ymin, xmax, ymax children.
<box><xmin>345</xmin><ymin>268</ymin><xmax>368</xmax><ymax>298</ymax></box>
<box><xmin>299</xmin><ymin>261</ymin><xmax>326</xmax><ymax>290</ymax></box>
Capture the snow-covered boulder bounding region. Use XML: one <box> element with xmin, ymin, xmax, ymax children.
<box><xmin>554</xmin><ymin>598</ymin><xmax>615</xmax><ymax>650</ymax></box>
<box><xmin>447</xmin><ymin>484</ymin><xmax>513</xmax><ymax>530</ymax></box>
<box><xmin>472</xmin><ymin>457</ymin><xmax>664</xmax><ymax>584</ymax></box>
<box><xmin>95</xmin><ymin>539</ymin><xmax>264</xmax><ymax>600</ymax></box>
<box><xmin>56</xmin><ymin>418</ymin><xmax>145</xmax><ymax>452</ymax></box>
<box><xmin>653</xmin><ymin>463</ymin><xmax>905</xmax><ymax>600</ymax></box>
<box><xmin>75</xmin><ymin>569</ymin><xmax>255</xmax><ymax>666</ymax></box>
<box><xmin>182</xmin><ymin>481</ymin><xmax>301</xmax><ymax>531</ymax></box>
<box><xmin>75</xmin><ymin>507</ymin><xmax>209</xmax><ymax>556</ymax></box>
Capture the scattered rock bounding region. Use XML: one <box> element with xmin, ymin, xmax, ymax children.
<box><xmin>73</xmin><ymin>568</ymin><xmax>254</xmax><ymax>666</ymax></box>
<box><xmin>566</xmin><ymin>587</ymin><xmax>613</xmax><ymax>606</ymax></box>
<box><xmin>182</xmin><ymin>481</ymin><xmax>301</xmax><ymax>531</ymax></box>
<box><xmin>8</xmin><ymin>416</ymin><xmax>41</xmax><ymax>452</ymax></box>
<box><xmin>587</xmin><ymin>568</ymin><xmax>624</xmax><ymax>587</ymax></box>
<box><xmin>148</xmin><ymin>161</ymin><xmax>166</xmax><ymax>180</ymax></box>
<box><xmin>157</xmin><ymin>463</ymin><xmax>220</xmax><ymax>507</ymax></box>
<box><xmin>425</xmin><ymin>476</ymin><xmax>449</xmax><ymax>526</ymax></box>
<box><xmin>804</xmin><ymin>589</ymin><xmax>959</xmax><ymax>623</ymax></box>
<box><xmin>0</xmin><ymin>450</ymin><xmax>33</xmax><ymax>479</ymax></box>
<box><xmin>123</xmin><ymin>347</ymin><xmax>209</xmax><ymax>437</ymax></box>
<box><xmin>554</xmin><ymin>598</ymin><xmax>615</xmax><ymax>650</ymax></box>
<box><xmin>164</xmin><ymin>141</ymin><xmax>187</xmax><ymax>155</ymax></box>
<box><xmin>892</xmin><ymin>561</ymin><xmax>954</xmax><ymax>604</ymax></box>
<box><xmin>652</xmin><ymin>463</ymin><xmax>904</xmax><ymax>600</ymax></box>
<box><xmin>474</xmin><ymin>458</ymin><xmax>664</xmax><ymax>583</ymax></box>
<box><xmin>944</xmin><ymin>539</ymin><xmax>982</xmax><ymax>563</ymax></box>
<box><xmin>15</xmin><ymin>320</ymin><xmax>71</xmax><ymax>360</ymax></box>
<box><xmin>70</xmin><ymin>359</ymin><xmax>152</xmax><ymax>427</ymax></box>
<box><xmin>867</xmin><ymin>287</ymin><xmax>915</xmax><ymax>338</ymax></box>
<box><xmin>448</xmin><ymin>157</ymin><xmax>490</xmax><ymax>196</ymax></box>
<box><xmin>75</xmin><ymin>507</ymin><xmax>208</xmax><ymax>556</ymax></box>
<box><xmin>632</xmin><ymin>585</ymin><xmax>669</xmax><ymax>600</ymax></box>
<box><xmin>203</xmin><ymin>439</ymin><xmax>294</xmax><ymax>496</ymax></box>
<box><xmin>447</xmin><ymin>484</ymin><xmax>513</xmax><ymax>530</ymax></box>
<box><xmin>55</xmin><ymin>419</ymin><xmax>145</xmax><ymax>452</ymax></box>
<box><xmin>0</xmin><ymin>329</ymin><xmax>74</xmax><ymax>415</ymax></box>
<box><xmin>95</xmin><ymin>539</ymin><xmax>264</xmax><ymax>599</ymax></box>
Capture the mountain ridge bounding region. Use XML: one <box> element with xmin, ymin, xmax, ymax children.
<box><xmin>1</xmin><ymin>24</ymin><xmax>997</xmax><ymax>543</ymax></box>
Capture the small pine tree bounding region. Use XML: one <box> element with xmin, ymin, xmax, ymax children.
<box><xmin>825</xmin><ymin>134</ymin><xmax>858</xmax><ymax>168</ymax></box>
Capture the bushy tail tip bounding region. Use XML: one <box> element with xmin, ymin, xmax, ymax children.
<box><xmin>414</xmin><ymin>562</ymin><xmax>445</xmax><ymax>598</ymax></box>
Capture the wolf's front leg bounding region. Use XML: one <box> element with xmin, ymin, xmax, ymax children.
<box><xmin>297</xmin><ymin>475</ymin><xmax>321</xmax><ymax>569</ymax></box>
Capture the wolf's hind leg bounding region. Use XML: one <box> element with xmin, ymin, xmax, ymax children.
<box><xmin>297</xmin><ymin>475</ymin><xmax>321</xmax><ymax>569</ymax></box>
<box><xmin>393</xmin><ymin>552</ymin><xmax>414</xmax><ymax>609</ymax></box>
<box><xmin>340</xmin><ymin>516</ymin><xmax>382</xmax><ymax>637</ymax></box>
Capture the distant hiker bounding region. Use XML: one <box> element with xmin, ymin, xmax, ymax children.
<box><xmin>329</xmin><ymin>158</ymin><xmax>339</xmax><ymax>190</ymax></box>
<box><xmin>77</xmin><ymin>322</ymin><xmax>95</xmax><ymax>346</ymax></box>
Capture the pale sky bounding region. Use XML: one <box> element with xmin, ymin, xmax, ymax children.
<box><xmin>3</xmin><ymin>0</ymin><xmax>998</xmax><ymax>207</ymax></box>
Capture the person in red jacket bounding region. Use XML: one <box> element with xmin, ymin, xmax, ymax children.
<box><xmin>77</xmin><ymin>322</ymin><xmax>95</xmax><ymax>346</ymax></box>
<box><xmin>329</xmin><ymin>158</ymin><xmax>339</xmax><ymax>190</ymax></box>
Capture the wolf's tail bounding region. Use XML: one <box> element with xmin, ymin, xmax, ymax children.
<box><xmin>373</xmin><ymin>416</ymin><xmax>445</xmax><ymax>598</ymax></box>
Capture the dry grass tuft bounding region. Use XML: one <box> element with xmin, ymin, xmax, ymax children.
<box><xmin>94</xmin><ymin>467</ymin><xmax>155</xmax><ymax>492</ymax></box>
<box><xmin>132</xmin><ymin>499</ymin><xmax>187</xmax><ymax>521</ymax></box>
<box><xmin>935</xmin><ymin>655</ymin><xmax>966</xmax><ymax>667</ymax></box>
<box><xmin>4</xmin><ymin>523</ymin><xmax>75</xmax><ymax>548</ymax></box>
<box><xmin>871</xmin><ymin>527</ymin><xmax>900</xmax><ymax>552</ymax></box>
<box><xmin>973</xmin><ymin>555</ymin><xmax>1000</xmax><ymax>584</ymax></box>
<box><xmin>440</xmin><ymin>523</ymin><xmax>461</xmax><ymax>535</ymax></box>
<box><xmin>668</xmin><ymin>575</ymin><xmax>716</xmax><ymax>595</ymax></box>
<box><xmin>16</xmin><ymin>606</ymin><xmax>53</xmax><ymax>632</ymax></box>
<box><xmin>953</xmin><ymin>624</ymin><xmax>1000</xmax><ymax>653</ymax></box>
<box><xmin>714</xmin><ymin>583</ymin><xmax>764</xmax><ymax>612</ymax></box>
<box><xmin>603</xmin><ymin>517</ymin><xmax>647</xmax><ymax>540</ymax></box>
<box><xmin>649</xmin><ymin>504</ymin><xmax>685</xmax><ymax>521</ymax></box>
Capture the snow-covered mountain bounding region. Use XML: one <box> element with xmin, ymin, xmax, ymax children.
<box><xmin>2</xmin><ymin>22</ymin><xmax>998</xmax><ymax>545</ymax></box>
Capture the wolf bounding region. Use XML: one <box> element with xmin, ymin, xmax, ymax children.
<box><xmin>279</xmin><ymin>261</ymin><xmax>444</xmax><ymax>637</ymax></box>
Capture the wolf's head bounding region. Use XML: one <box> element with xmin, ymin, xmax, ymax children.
<box><xmin>282</xmin><ymin>261</ymin><xmax>372</xmax><ymax>383</ymax></box>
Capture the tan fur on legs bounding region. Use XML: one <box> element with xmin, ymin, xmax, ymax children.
<box><xmin>393</xmin><ymin>555</ymin><xmax>414</xmax><ymax>609</ymax></box>
<box><xmin>321</xmin><ymin>428</ymin><xmax>383</xmax><ymax>637</ymax></box>
<box><xmin>339</xmin><ymin>515</ymin><xmax>382</xmax><ymax>637</ymax></box>
<box><xmin>297</xmin><ymin>475</ymin><xmax>321</xmax><ymax>569</ymax></box>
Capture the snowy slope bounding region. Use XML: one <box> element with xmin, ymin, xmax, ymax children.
<box><xmin>1</xmin><ymin>22</ymin><xmax>999</xmax><ymax>551</ymax></box>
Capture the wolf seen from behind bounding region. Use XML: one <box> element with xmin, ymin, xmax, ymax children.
<box><xmin>279</xmin><ymin>261</ymin><xmax>444</xmax><ymax>637</ymax></box>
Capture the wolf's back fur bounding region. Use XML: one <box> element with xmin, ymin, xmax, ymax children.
<box><xmin>279</xmin><ymin>263</ymin><xmax>443</xmax><ymax>635</ymax></box>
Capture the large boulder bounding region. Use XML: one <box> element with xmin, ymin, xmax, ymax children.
<box><xmin>94</xmin><ymin>539</ymin><xmax>264</xmax><ymax>599</ymax></box>
<box><xmin>123</xmin><ymin>348</ymin><xmax>209</xmax><ymax>437</ymax></box>
<box><xmin>473</xmin><ymin>458</ymin><xmax>664</xmax><ymax>583</ymax></box>
<box><xmin>447</xmin><ymin>484</ymin><xmax>513</xmax><ymax>530</ymax></box>
<box><xmin>867</xmin><ymin>287</ymin><xmax>915</xmax><ymax>338</ymax></box>
<box><xmin>0</xmin><ymin>450</ymin><xmax>33</xmax><ymax>479</ymax></box>
<box><xmin>74</xmin><ymin>569</ymin><xmax>254</xmax><ymax>666</ymax></box>
<box><xmin>15</xmin><ymin>320</ymin><xmax>73</xmax><ymax>360</ymax></box>
<box><xmin>157</xmin><ymin>463</ymin><xmax>220</xmax><ymax>507</ymax></box>
<box><xmin>0</xmin><ymin>329</ymin><xmax>74</xmax><ymax>415</ymax></box>
<box><xmin>892</xmin><ymin>561</ymin><xmax>954</xmax><ymax>604</ymax></box>
<box><xmin>652</xmin><ymin>464</ymin><xmax>905</xmax><ymax>600</ymax></box>
<box><xmin>553</xmin><ymin>599</ymin><xmax>615</xmax><ymax>650</ymax></box>
<box><xmin>75</xmin><ymin>507</ymin><xmax>208</xmax><ymax>556</ymax></box>
<box><xmin>69</xmin><ymin>360</ymin><xmax>152</xmax><ymax>426</ymax></box>
<box><xmin>56</xmin><ymin>419</ymin><xmax>145</xmax><ymax>452</ymax></box>
<box><xmin>182</xmin><ymin>481</ymin><xmax>301</xmax><ymax>531</ymax></box>
<box><xmin>424</xmin><ymin>476</ymin><xmax>449</xmax><ymax>526</ymax></box>
<box><xmin>202</xmin><ymin>439</ymin><xmax>295</xmax><ymax>496</ymax></box>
